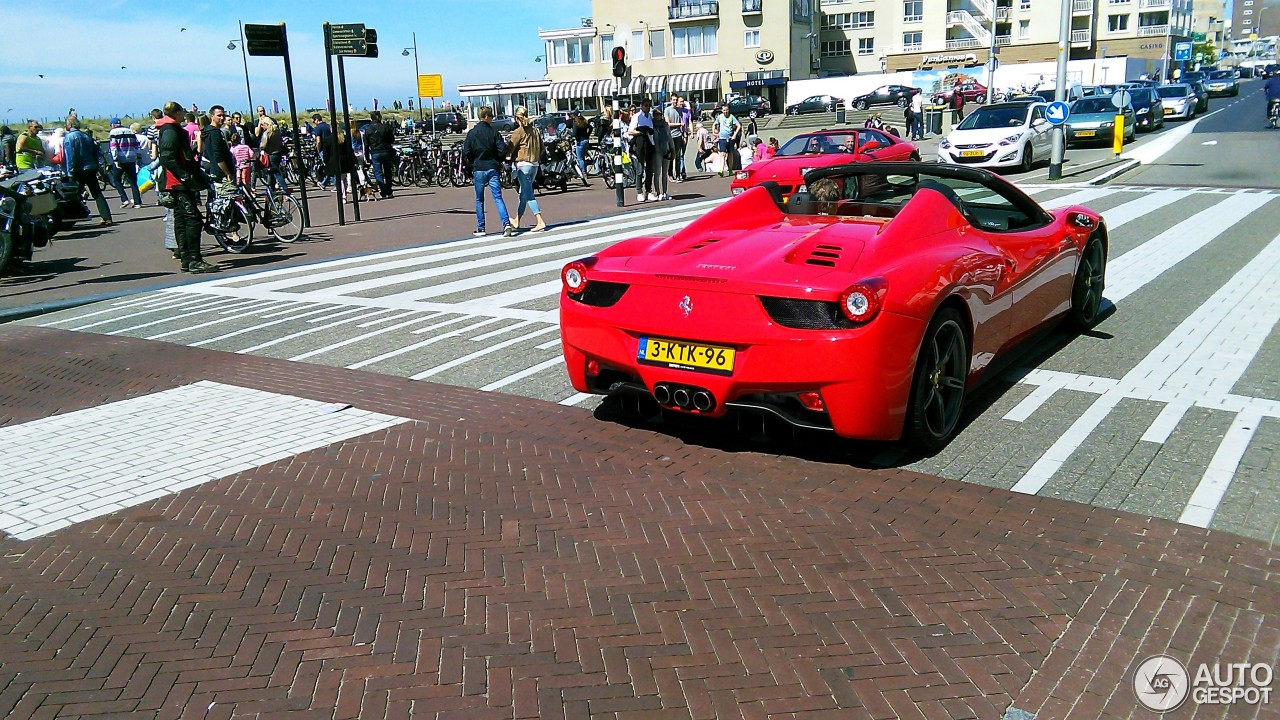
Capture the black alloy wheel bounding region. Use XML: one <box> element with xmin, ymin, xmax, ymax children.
<box><xmin>854</xmin><ymin>100</ymin><xmax>867</xmax><ymax>110</ymax></box>
<box><xmin>1069</xmin><ymin>236</ymin><xmax>1106</xmax><ymax>330</ymax></box>
<box><xmin>1020</xmin><ymin>143</ymin><xmax>1034</xmax><ymax>173</ymax></box>
<box><xmin>904</xmin><ymin>309</ymin><xmax>969</xmax><ymax>450</ymax></box>
<box><xmin>897</xmin><ymin>97</ymin><xmax>909</xmax><ymax>107</ymax></box>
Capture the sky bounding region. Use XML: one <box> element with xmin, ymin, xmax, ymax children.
<box><xmin>0</xmin><ymin>0</ymin><xmax>591</xmax><ymax>125</ymax></box>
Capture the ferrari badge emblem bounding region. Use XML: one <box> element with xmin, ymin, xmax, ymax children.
<box><xmin>680</xmin><ymin>296</ymin><xmax>693</xmax><ymax>317</ymax></box>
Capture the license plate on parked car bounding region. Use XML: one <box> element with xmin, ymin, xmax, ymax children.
<box><xmin>1164</xmin><ymin>108</ymin><xmax>1174</xmax><ymax>114</ymax></box>
<box><xmin>637</xmin><ymin>337</ymin><xmax>736</xmax><ymax>375</ymax></box>
<box><xmin>959</xmin><ymin>150</ymin><xmax>985</xmax><ymax>158</ymax></box>
<box><xmin>1076</xmin><ymin>130</ymin><xmax>1096</xmax><ymax>137</ymax></box>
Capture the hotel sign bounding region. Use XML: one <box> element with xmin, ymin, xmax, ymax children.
<box><xmin>755</xmin><ymin>49</ymin><xmax>776</xmax><ymax>64</ymax></box>
<box><xmin>921</xmin><ymin>52</ymin><xmax>978</xmax><ymax>65</ymax></box>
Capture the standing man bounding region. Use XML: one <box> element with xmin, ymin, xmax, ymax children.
<box><xmin>461</xmin><ymin>105</ymin><xmax>514</xmax><ymax>237</ymax></box>
<box><xmin>664</xmin><ymin>96</ymin><xmax>686</xmax><ymax>183</ymax></box>
<box><xmin>311</xmin><ymin>113</ymin><xmax>333</xmax><ymax>190</ymax></box>
<box><xmin>201</xmin><ymin>105</ymin><xmax>234</xmax><ymax>199</ymax></box>
<box><xmin>362</xmin><ymin>110</ymin><xmax>396</xmax><ymax>199</ymax></box>
<box><xmin>157</xmin><ymin>101</ymin><xmax>217</xmax><ymax>274</ymax></box>
<box><xmin>61</xmin><ymin>118</ymin><xmax>113</xmax><ymax>227</ymax></box>
<box><xmin>910</xmin><ymin>90</ymin><xmax>924</xmax><ymax>140</ymax></box>
<box><xmin>14</xmin><ymin>120</ymin><xmax>44</xmax><ymax>169</ymax></box>
<box><xmin>108</xmin><ymin>118</ymin><xmax>144</xmax><ymax>208</ymax></box>
<box><xmin>628</xmin><ymin>98</ymin><xmax>656</xmax><ymax>202</ymax></box>
<box><xmin>951</xmin><ymin>91</ymin><xmax>965</xmax><ymax>123</ymax></box>
<box><xmin>714</xmin><ymin>104</ymin><xmax>740</xmax><ymax>177</ymax></box>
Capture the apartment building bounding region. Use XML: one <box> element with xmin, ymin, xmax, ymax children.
<box><xmin>540</xmin><ymin>0</ymin><xmax>820</xmax><ymax>113</ymax></box>
<box><xmin>1232</xmin><ymin>0</ymin><xmax>1277</xmax><ymax>38</ymax></box>
<box><xmin>1190</xmin><ymin>0</ymin><xmax>1227</xmax><ymax>48</ymax></box>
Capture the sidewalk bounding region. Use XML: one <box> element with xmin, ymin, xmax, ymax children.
<box><xmin>0</xmin><ymin>325</ymin><xmax>1275</xmax><ymax>719</ymax></box>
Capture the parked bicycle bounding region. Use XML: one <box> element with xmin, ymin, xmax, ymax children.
<box><xmin>205</xmin><ymin>174</ymin><xmax>303</xmax><ymax>254</ymax></box>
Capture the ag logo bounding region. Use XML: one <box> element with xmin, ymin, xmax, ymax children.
<box><xmin>1134</xmin><ymin>655</ymin><xmax>1189</xmax><ymax>712</ymax></box>
<box><xmin>755</xmin><ymin>49</ymin><xmax>775</xmax><ymax>65</ymax></box>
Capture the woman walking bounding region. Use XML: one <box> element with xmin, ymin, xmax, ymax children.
<box><xmin>652</xmin><ymin>107</ymin><xmax>672</xmax><ymax>201</ymax></box>
<box><xmin>508</xmin><ymin>107</ymin><xmax>548</xmax><ymax>232</ymax></box>
<box><xmin>258</xmin><ymin>116</ymin><xmax>288</xmax><ymax>194</ymax></box>
<box><xmin>572</xmin><ymin>113</ymin><xmax>591</xmax><ymax>186</ymax></box>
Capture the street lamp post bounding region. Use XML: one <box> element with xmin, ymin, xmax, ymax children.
<box><xmin>227</xmin><ymin>22</ymin><xmax>253</xmax><ymax>114</ymax></box>
<box><xmin>402</xmin><ymin>33</ymin><xmax>422</xmax><ymax>123</ymax></box>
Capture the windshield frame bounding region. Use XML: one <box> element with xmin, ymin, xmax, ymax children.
<box><xmin>776</xmin><ymin>132</ymin><xmax>860</xmax><ymax>157</ymax></box>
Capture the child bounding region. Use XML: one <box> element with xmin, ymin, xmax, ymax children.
<box><xmin>765</xmin><ymin>137</ymin><xmax>779</xmax><ymax>160</ymax></box>
<box><xmin>738</xmin><ymin>138</ymin><xmax>755</xmax><ymax>169</ymax></box>
<box><xmin>752</xmin><ymin>137</ymin><xmax>768</xmax><ymax>163</ymax></box>
<box><xmin>229</xmin><ymin>132</ymin><xmax>252</xmax><ymax>187</ymax></box>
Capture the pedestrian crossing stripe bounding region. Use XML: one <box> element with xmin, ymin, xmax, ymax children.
<box><xmin>25</xmin><ymin>185</ymin><xmax>1280</xmax><ymax>536</ymax></box>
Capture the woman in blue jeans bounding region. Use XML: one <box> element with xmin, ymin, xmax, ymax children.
<box><xmin>257</xmin><ymin>117</ymin><xmax>288</xmax><ymax>194</ymax></box>
<box><xmin>572</xmin><ymin>114</ymin><xmax>591</xmax><ymax>186</ymax></box>
<box><xmin>508</xmin><ymin>108</ymin><xmax>548</xmax><ymax>232</ymax></box>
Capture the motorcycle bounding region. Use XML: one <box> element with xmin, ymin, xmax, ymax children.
<box><xmin>1269</xmin><ymin>99</ymin><xmax>1279</xmax><ymax>129</ymax></box>
<box><xmin>534</xmin><ymin>129</ymin><xmax>572</xmax><ymax>193</ymax></box>
<box><xmin>0</xmin><ymin>168</ymin><xmax>60</xmax><ymax>276</ymax></box>
<box><xmin>42</xmin><ymin>167</ymin><xmax>91</xmax><ymax>234</ymax></box>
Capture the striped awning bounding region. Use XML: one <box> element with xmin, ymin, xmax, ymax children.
<box><xmin>549</xmin><ymin>80</ymin><xmax>600</xmax><ymax>100</ymax></box>
<box><xmin>667</xmin><ymin>71</ymin><xmax>720</xmax><ymax>93</ymax></box>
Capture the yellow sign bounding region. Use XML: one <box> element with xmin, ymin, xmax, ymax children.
<box><xmin>417</xmin><ymin>74</ymin><xmax>443</xmax><ymax>98</ymax></box>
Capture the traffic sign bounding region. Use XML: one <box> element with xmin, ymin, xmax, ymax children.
<box><xmin>417</xmin><ymin>74</ymin><xmax>443</xmax><ymax>98</ymax></box>
<box><xmin>1112</xmin><ymin>89</ymin><xmax>1132</xmax><ymax>109</ymax></box>
<box><xmin>1046</xmin><ymin>101</ymin><xmax>1070</xmax><ymax>125</ymax></box>
<box><xmin>244</xmin><ymin>23</ymin><xmax>286</xmax><ymax>56</ymax></box>
<box><xmin>328</xmin><ymin>23</ymin><xmax>367</xmax><ymax>56</ymax></box>
<box><xmin>1174</xmin><ymin>41</ymin><xmax>1193</xmax><ymax>61</ymax></box>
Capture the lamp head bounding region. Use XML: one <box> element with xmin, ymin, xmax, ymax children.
<box><xmin>227</xmin><ymin>41</ymin><xmax>236</xmax><ymax>50</ymax></box>
<box><xmin>402</xmin><ymin>48</ymin><xmax>411</xmax><ymax>56</ymax></box>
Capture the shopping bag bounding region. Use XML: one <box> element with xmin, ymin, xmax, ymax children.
<box><xmin>137</xmin><ymin>165</ymin><xmax>155</xmax><ymax>194</ymax></box>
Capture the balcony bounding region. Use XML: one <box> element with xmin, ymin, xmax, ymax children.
<box><xmin>1071</xmin><ymin>28</ymin><xmax>1092</xmax><ymax>45</ymax></box>
<box><xmin>945</xmin><ymin>9</ymin><xmax>993</xmax><ymax>41</ymax></box>
<box><xmin>1138</xmin><ymin>0</ymin><xmax>1170</xmax><ymax>8</ymax></box>
<box><xmin>669</xmin><ymin>1</ymin><xmax>719</xmax><ymax>21</ymax></box>
<box><xmin>996</xmin><ymin>34</ymin><xmax>1012</xmax><ymax>44</ymax></box>
<box><xmin>1137</xmin><ymin>23</ymin><xmax>1169</xmax><ymax>34</ymax></box>
<box><xmin>742</xmin><ymin>0</ymin><xmax>762</xmax><ymax>13</ymax></box>
<box><xmin>1072</xmin><ymin>0</ymin><xmax>1093</xmax><ymax>14</ymax></box>
<box><xmin>995</xmin><ymin>6</ymin><xmax>1012</xmax><ymax>20</ymax></box>
<box><xmin>946</xmin><ymin>37</ymin><xmax>986</xmax><ymax>49</ymax></box>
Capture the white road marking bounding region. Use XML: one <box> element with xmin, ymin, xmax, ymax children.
<box><xmin>287</xmin><ymin>313</ymin><xmax>442</xmax><ymax>361</ymax></box>
<box><xmin>346</xmin><ymin>317</ymin><xmax>504</xmax><ymax>370</ymax></box>
<box><xmin>180</xmin><ymin>305</ymin><xmax>349</xmax><ymax>345</ymax></box>
<box><xmin>1180</xmin><ymin>410</ymin><xmax>1263</xmax><ymax>528</ymax></box>
<box><xmin>1042</xmin><ymin>188</ymin><xmax>1113</xmax><ymax>209</ymax></box>
<box><xmin>450</xmin><ymin>280</ymin><xmax>564</xmax><ymax>315</ymax></box>
<box><xmin>37</xmin><ymin>292</ymin><xmax>180</xmax><ymax>325</ymax></box>
<box><xmin>1141</xmin><ymin>401</ymin><xmax>1192</xmax><ymax>445</ymax></box>
<box><xmin>105</xmin><ymin>298</ymin><xmax>268</xmax><ymax>335</ymax></box>
<box><xmin>235</xmin><ymin>309</ymin><xmax>400</xmax><ymax>354</ymax></box>
<box><xmin>63</xmin><ymin>295</ymin><xmax>215</xmax><ymax>330</ymax></box>
<box><xmin>409</xmin><ymin>326</ymin><xmax>560</xmax><ymax>380</ymax></box>
<box><xmin>1099</xmin><ymin>188</ymin><xmax>1188</xmax><ymax>229</ymax></box>
<box><xmin>1004</xmin><ymin>384</ymin><xmax>1061</xmax><ymax>422</ymax></box>
<box><xmin>481</xmin><ymin>357</ymin><xmax>566</xmax><ymax>391</ymax></box>
<box><xmin>471</xmin><ymin>320</ymin><xmax>536</xmax><ymax>342</ymax></box>
<box><xmin>558</xmin><ymin>392</ymin><xmax>595</xmax><ymax>406</ymax></box>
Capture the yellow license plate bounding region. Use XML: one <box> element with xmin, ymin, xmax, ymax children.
<box><xmin>959</xmin><ymin>150</ymin><xmax>986</xmax><ymax>158</ymax></box>
<box><xmin>1164</xmin><ymin>108</ymin><xmax>1174</xmax><ymax>114</ymax></box>
<box><xmin>638</xmin><ymin>337</ymin><xmax>736</xmax><ymax>375</ymax></box>
<box><xmin>1075</xmin><ymin>130</ymin><xmax>1096</xmax><ymax>137</ymax></box>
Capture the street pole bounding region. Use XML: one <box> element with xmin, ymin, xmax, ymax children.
<box><xmin>239</xmin><ymin>22</ymin><xmax>253</xmax><ymax>113</ymax></box>
<box><xmin>337</xmin><ymin>55</ymin><xmax>360</xmax><ymax>222</ymax></box>
<box><xmin>411</xmin><ymin>32</ymin><xmax>422</xmax><ymax>123</ymax></box>
<box><xmin>1160</xmin><ymin>19</ymin><xmax>1172</xmax><ymax>81</ymax></box>
<box><xmin>988</xmin><ymin>7</ymin><xmax>998</xmax><ymax>105</ymax></box>
<box><xmin>1048</xmin><ymin>0</ymin><xmax>1070</xmax><ymax>180</ymax></box>
<box><xmin>613</xmin><ymin>80</ymin><xmax>624</xmax><ymax>208</ymax></box>
<box><xmin>323</xmin><ymin>22</ymin><xmax>345</xmax><ymax>227</ymax></box>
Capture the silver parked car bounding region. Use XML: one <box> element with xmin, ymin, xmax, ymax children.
<box><xmin>1156</xmin><ymin>84</ymin><xmax>1197</xmax><ymax>120</ymax></box>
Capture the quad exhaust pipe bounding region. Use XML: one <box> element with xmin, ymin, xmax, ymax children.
<box><xmin>651</xmin><ymin>383</ymin><xmax>716</xmax><ymax>412</ymax></box>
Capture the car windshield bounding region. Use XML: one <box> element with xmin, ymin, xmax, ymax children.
<box><xmin>1157</xmin><ymin>86</ymin><xmax>1189</xmax><ymax>98</ymax></box>
<box><xmin>1033</xmin><ymin>90</ymin><xmax>1056</xmax><ymax>102</ymax></box>
<box><xmin>955</xmin><ymin>107</ymin><xmax>1028</xmax><ymax>130</ymax></box>
<box><xmin>1209</xmin><ymin>71</ymin><xmax>1234</xmax><ymax>79</ymax></box>
<box><xmin>1072</xmin><ymin>97</ymin><xmax>1117</xmax><ymax>113</ymax></box>
<box><xmin>777</xmin><ymin>133</ymin><xmax>858</xmax><ymax>156</ymax></box>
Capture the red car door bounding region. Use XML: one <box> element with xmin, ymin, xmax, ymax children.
<box><xmin>856</xmin><ymin>129</ymin><xmax>911</xmax><ymax>161</ymax></box>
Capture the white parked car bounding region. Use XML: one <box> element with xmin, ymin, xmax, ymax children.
<box><xmin>1156</xmin><ymin>84</ymin><xmax>1198</xmax><ymax>119</ymax></box>
<box><xmin>937</xmin><ymin>101</ymin><xmax>1053</xmax><ymax>173</ymax></box>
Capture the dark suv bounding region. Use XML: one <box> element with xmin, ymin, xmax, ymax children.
<box><xmin>851</xmin><ymin>84</ymin><xmax>921</xmax><ymax>110</ymax></box>
<box><xmin>726</xmin><ymin>95</ymin><xmax>772</xmax><ymax>118</ymax></box>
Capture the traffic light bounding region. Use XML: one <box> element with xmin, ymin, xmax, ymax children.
<box><xmin>364</xmin><ymin>28</ymin><xmax>379</xmax><ymax>58</ymax></box>
<box><xmin>611</xmin><ymin>46</ymin><xmax>627</xmax><ymax>78</ymax></box>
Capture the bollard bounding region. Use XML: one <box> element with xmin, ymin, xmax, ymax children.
<box><xmin>1113</xmin><ymin>114</ymin><xmax>1125</xmax><ymax>155</ymax></box>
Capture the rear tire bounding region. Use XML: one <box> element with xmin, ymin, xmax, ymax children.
<box><xmin>854</xmin><ymin>100</ymin><xmax>868</xmax><ymax>111</ymax></box>
<box><xmin>213</xmin><ymin>205</ymin><xmax>253</xmax><ymax>254</ymax></box>
<box><xmin>903</xmin><ymin>308</ymin><xmax>969</xmax><ymax>451</ymax></box>
<box><xmin>1068</xmin><ymin>236</ymin><xmax>1107</xmax><ymax>330</ymax></box>
<box><xmin>1020</xmin><ymin>143</ymin><xmax>1034</xmax><ymax>173</ymax></box>
<box><xmin>0</xmin><ymin>231</ymin><xmax>13</xmax><ymax>276</ymax></box>
<box><xmin>267</xmin><ymin>194</ymin><xmax>303</xmax><ymax>243</ymax></box>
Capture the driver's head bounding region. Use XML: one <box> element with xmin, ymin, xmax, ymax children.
<box><xmin>809</xmin><ymin>178</ymin><xmax>841</xmax><ymax>202</ymax></box>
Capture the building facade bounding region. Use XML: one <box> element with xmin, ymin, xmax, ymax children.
<box><xmin>1231</xmin><ymin>0</ymin><xmax>1278</xmax><ymax>38</ymax></box>
<box><xmin>541</xmin><ymin>0</ymin><xmax>822</xmax><ymax>113</ymax></box>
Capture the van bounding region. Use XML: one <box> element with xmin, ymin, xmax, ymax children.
<box><xmin>1032</xmin><ymin>83</ymin><xmax>1084</xmax><ymax>103</ymax></box>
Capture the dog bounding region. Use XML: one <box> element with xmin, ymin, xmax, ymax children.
<box><xmin>358</xmin><ymin>183</ymin><xmax>381</xmax><ymax>202</ymax></box>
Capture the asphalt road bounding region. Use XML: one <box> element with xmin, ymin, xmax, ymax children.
<box><xmin>1123</xmin><ymin>78</ymin><xmax>1280</xmax><ymax>188</ymax></box>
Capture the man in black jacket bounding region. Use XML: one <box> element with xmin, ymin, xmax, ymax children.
<box><xmin>362</xmin><ymin>110</ymin><xmax>396</xmax><ymax>199</ymax></box>
<box><xmin>158</xmin><ymin>101</ymin><xmax>217</xmax><ymax>274</ymax></box>
<box><xmin>201</xmin><ymin>105</ymin><xmax>234</xmax><ymax>204</ymax></box>
<box><xmin>461</xmin><ymin>106</ymin><xmax>514</xmax><ymax>237</ymax></box>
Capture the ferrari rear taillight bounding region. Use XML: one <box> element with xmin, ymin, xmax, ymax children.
<box><xmin>562</xmin><ymin>261</ymin><xmax>589</xmax><ymax>294</ymax></box>
<box><xmin>797</xmin><ymin>391</ymin><xmax>826</xmax><ymax>412</ymax></box>
<box><xmin>838</xmin><ymin>278</ymin><xmax>887</xmax><ymax>324</ymax></box>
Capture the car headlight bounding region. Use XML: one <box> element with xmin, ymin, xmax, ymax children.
<box><xmin>734</xmin><ymin>171</ymin><xmax>750</xmax><ymax>181</ymax></box>
<box><xmin>1101</xmin><ymin>121</ymin><xmax>1113</xmax><ymax>127</ymax></box>
<box><xmin>999</xmin><ymin>133</ymin><xmax>1023</xmax><ymax>146</ymax></box>
<box><xmin>1136</xmin><ymin>108</ymin><xmax>1149</xmax><ymax>114</ymax></box>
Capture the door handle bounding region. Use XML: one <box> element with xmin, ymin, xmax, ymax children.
<box><xmin>1002</xmin><ymin>257</ymin><xmax>1017</xmax><ymax>272</ymax></box>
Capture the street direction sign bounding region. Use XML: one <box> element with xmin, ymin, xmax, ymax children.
<box><xmin>1112</xmin><ymin>89</ymin><xmax>1132</xmax><ymax>109</ymax></box>
<box><xmin>244</xmin><ymin>23</ymin><xmax>286</xmax><ymax>56</ymax></box>
<box><xmin>417</xmin><ymin>74</ymin><xmax>443</xmax><ymax>98</ymax></box>
<box><xmin>1174</xmin><ymin>41</ymin><xmax>1193</xmax><ymax>61</ymax></box>
<box><xmin>328</xmin><ymin>23</ymin><xmax>367</xmax><ymax>56</ymax></box>
<box><xmin>1046</xmin><ymin>101</ymin><xmax>1070</xmax><ymax>125</ymax></box>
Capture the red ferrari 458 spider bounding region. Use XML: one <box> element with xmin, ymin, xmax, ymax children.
<box><xmin>729</xmin><ymin>128</ymin><xmax>920</xmax><ymax>199</ymax></box>
<box><xmin>559</xmin><ymin>162</ymin><xmax>1108</xmax><ymax>449</ymax></box>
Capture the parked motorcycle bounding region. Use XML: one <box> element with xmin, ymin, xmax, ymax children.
<box><xmin>42</xmin><ymin>167</ymin><xmax>91</xmax><ymax>234</ymax></box>
<box><xmin>0</xmin><ymin>168</ymin><xmax>60</xmax><ymax>276</ymax></box>
<box><xmin>535</xmin><ymin>130</ymin><xmax>572</xmax><ymax>193</ymax></box>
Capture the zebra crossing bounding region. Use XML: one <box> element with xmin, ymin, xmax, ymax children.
<box><xmin>22</xmin><ymin>184</ymin><xmax>1280</xmax><ymax>542</ymax></box>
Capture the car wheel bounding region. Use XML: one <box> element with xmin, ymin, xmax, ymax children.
<box><xmin>789</xmin><ymin>107</ymin><xmax>800</xmax><ymax>116</ymax></box>
<box><xmin>1069</xmin><ymin>235</ymin><xmax>1107</xmax><ymax>330</ymax></box>
<box><xmin>1020</xmin><ymin>143</ymin><xmax>1034</xmax><ymax>173</ymax></box>
<box><xmin>749</xmin><ymin>110</ymin><xmax>758</xmax><ymax>119</ymax></box>
<box><xmin>897</xmin><ymin>97</ymin><xmax>908</xmax><ymax>108</ymax></box>
<box><xmin>854</xmin><ymin>100</ymin><xmax>868</xmax><ymax>111</ymax></box>
<box><xmin>975</xmin><ymin>94</ymin><xmax>986</xmax><ymax>104</ymax></box>
<box><xmin>904</xmin><ymin>308</ymin><xmax>969</xmax><ymax>450</ymax></box>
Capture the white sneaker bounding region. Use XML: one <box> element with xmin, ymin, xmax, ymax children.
<box><xmin>647</xmin><ymin>193</ymin><xmax>658</xmax><ymax>202</ymax></box>
<box><xmin>659</xmin><ymin>193</ymin><xmax>670</xmax><ymax>201</ymax></box>
<box><xmin>637</xmin><ymin>193</ymin><xmax>646</xmax><ymax>202</ymax></box>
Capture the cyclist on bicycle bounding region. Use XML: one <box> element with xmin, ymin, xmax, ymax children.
<box><xmin>1265</xmin><ymin>73</ymin><xmax>1280</xmax><ymax>124</ymax></box>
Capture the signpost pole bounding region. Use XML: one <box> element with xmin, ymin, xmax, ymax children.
<box><xmin>337</xmin><ymin>55</ymin><xmax>360</xmax><ymax>222</ymax></box>
<box><xmin>411</xmin><ymin>32</ymin><xmax>422</xmax><ymax>123</ymax></box>
<box><xmin>987</xmin><ymin>9</ymin><xmax>998</xmax><ymax>106</ymax></box>
<box><xmin>323</xmin><ymin>22</ymin><xmax>345</xmax><ymax>227</ymax></box>
<box><xmin>613</xmin><ymin>81</ymin><xmax>624</xmax><ymax>208</ymax></box>
<box><xmin>1048</xmin><ymin>0</ymin><xmax>1070</xmax><ymax>180</ymax></box>
<box><xmin>279</xmin><ymin>24</ymin><xmax>310</xmax><ymax>228</ymax></box>
<box><xmin>238</xmin><ymin>22</ymin><xmax>254</xmax><ymax>113</ymax></box>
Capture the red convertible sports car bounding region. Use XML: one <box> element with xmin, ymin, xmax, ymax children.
<box><xmin>560</xmin><ymin>162</ymin><xmax>1108</xmax><ymax>449</ymax></box>
<box><xmin>730</xmin><ymin>128</ymin><xmax>919</xmax><ymax>199</ymax></box>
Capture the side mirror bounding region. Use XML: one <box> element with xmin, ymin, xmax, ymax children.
<box><xmin>1068</xmin><ymin>212</ymin><xmax>1096</xmax><ymax>229</ymax></box>
<box><xmin>861</xmin><ymin>141</ymin><xmax>881</xmax><ymax>151</ymax></box>
<box><xmin>1031</xmin><ymin>118</ymin><xmax>1047</xmax><ymax>128</ymax></box>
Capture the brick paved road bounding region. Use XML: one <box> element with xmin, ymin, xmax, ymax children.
<box><xmin>0</xmin><ymin>326</ymin><xmax>1276</xmax><ymax>719</ymax></box>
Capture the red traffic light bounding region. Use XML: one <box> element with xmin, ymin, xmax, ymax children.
<box><xmin>611</xmin><ymin>46</ymin><xmax>626</xmax><ymax>63</ymax></box>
